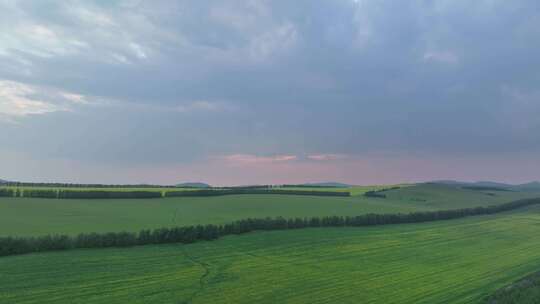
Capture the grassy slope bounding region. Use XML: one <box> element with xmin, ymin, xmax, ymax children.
<box><xmin>1</xmin><ymin>184</ymin><xmax>539</xmax><ymax>237</ymax></box>
<box><xmin>3</xmin><ymin>206</ymin><xmax>540</xmax><ymax>303</ymax></box>
<box><xmin>274</xmin><ymin>185</ymin><xmax>408</xmax><ymax>196</ymax></box>
<box><xmin>382</xmin><ymin>183</ymin><xmax>536</xmax><ymax>209</ymax></box>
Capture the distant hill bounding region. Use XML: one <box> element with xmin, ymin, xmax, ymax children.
<box><xmin>473</xmin><ymin>181</ymin><xmax>514</xmax><ymax>188</ymax></box>
<box><xmin>430</xmin><ymin>180</ymin><xmax>540</xmax><ymax>191</ymax></box>
<box><xmin>0</xmin><ymin>179</ymin><xmax>8</xmax><ymax>184</ymax></box>
<box><xmin>176</xmin><ymin>182</ymin><xmax>211</xmax><ymax>188</ymax></box>
<box><xmin>515</xmin><ymin>182</ymin><xmax>540</xmax><ymax>191</ymax></box>
<box><xmin>431</xmin><ymin>180</ymin><xmax>466</xmax><ymax>185</ymax></box>
<box><xmin>461</xmin><ymin>186</ymin><xmax>513</xmax><ymax>192</ymax></box>
<box><xmin>431</xmin><ymin>180</ymin><xmax>512</xmax><ymax>188</ymax></box>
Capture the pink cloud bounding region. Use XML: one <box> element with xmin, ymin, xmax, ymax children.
<box><xmin>220</xmin><ymin>154</ymin><xmax>298</xmax><ymax>164</ymax></box>
<box><xmin>307</xmin><ymin>154</ymin><xmax>348</xmax><ymax>161</ymax></box>
<box><xmin>6</xmin><ymin>151</ymin><xmax>540</xmax><ymax>187</ymax></box>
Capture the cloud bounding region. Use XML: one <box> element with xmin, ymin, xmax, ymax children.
<box><xmin>0</xmin><ymin>1</ymin><xmax>540</xmax><ymax>183</ymax></box>
<box><xmin>0</xmin><ymin>80</ymin><xmax>88</xmax><ymax>121</ymax></box>
<box><xmin>247</xmin><ymin>22</ymin><xmax>298</xmax><ymax>62</ymax></box>
<box><xmin>498</xmin><ymin>85</ymin><xmax>540</xmax><ymax>131</ymax></box>
<box><xmin>60</xmin><ymin>92</ymin><xmax>87</xmax><ymax>104</ymax></box>
<box><xmin>0</xmin><ymin>1</ymin><xmax>164</xmax><ymax>70</ymax></box>
<box><xmin>351</xmin><ymin>0</ymin><xmax>373</xmax><ymax>49</ymax></box>
<box><xmin>220</xmin><ymin>154</ymin><xmax>298</xmax><ymax>164</ymax></box>
<box><xmin>423</xmin><ymin>51</ymin><xmax>459</xmax><ymax>64</ymax></box>
<box><xmin>129</xmin><ymin>42</ymin><xmax>147</xmax><ymax>59</ymax></box>
<box><xmin>101</xmin><ymin>100</ymin><xmax>231</xmax><ymax>114</ymax></box>
<box><xmin>307</xmin><ymin>154</ymin><xmax>348</xmax><ymax>161</ymax></box>
<box><xmin>175</xmin><ymin>101</ymin><xmax>224</xmax><ymax>113</ymax></box>
<box><xmin>0</xmin><ymin>24</ymin><xmax>87</xmax><ymax>59</ymax></box>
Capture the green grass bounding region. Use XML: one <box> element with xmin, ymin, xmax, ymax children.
<box><xmin>1</xmin><ymin>184</ymin><xmax>539</xmax><ymax>237</ymax></box>
<box><xmin>3</xmin><ymin>206</ymin><xmax>540</xmax><ymax>303</ymax></box>
<box><xmin>484</xmin><ymin>271</ymin><xmax>540</xmax><ymax>303</ymax></box>
<box><xmin>383</xmin><ymin>183</ymin><xmax>532</xmax><ymax>209</ymax></box>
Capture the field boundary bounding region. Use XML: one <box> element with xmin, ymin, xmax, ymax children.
<box><xmin>1</xmin><ymin>197</ymin><xmax>539</xmax><ymax>258</ymax></box>
<box><xmin>164</xmin><ymin>189</ymin><xmax>350</xmax><ymax>198</ymax></box>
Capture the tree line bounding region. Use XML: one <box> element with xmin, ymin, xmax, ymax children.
<box><xmin>0</xmin><ymin>188</ymin><xmax>350</xmax><ymax>199</ymax></box>
<box><xmin>164</xmin><ymin>189</ymin><xmax>350</xmax><ymax>197</ymax></box>
<box><xmin>0</xmin><ymin>189</ymin><xmax>14</xmax><ymax>197</ymax></box>
<box><xmin>0</xmin><ymin>189</ymin><xmax>163</xmax><ymax>199</ymax></box>
<box><xmin>364</xmin><ymin>186</ymin><xmax>401</xmax><ymax>198</ymax></box>
<box><xmin>1</xmin><ymin>197</ymin><xmax>539</xmax><ymax>257</ymax></box>
<box><xmin>58</xmin><ymin>190</ymin><xmax>162</xmax><ymax>199</ymax></box>
<box><xmin>280</xmin><ymin>184</ymin><xmax>344</xmax><ymax>188</ymax></box>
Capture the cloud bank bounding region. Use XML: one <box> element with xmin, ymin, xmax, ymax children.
<box><xmin>1</xmin><ymin>0</ymin><xmax>539</xmax><ymax>184</ymax></box>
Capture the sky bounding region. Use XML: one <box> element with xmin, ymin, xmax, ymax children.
<box><xmin>1</xmin><ymin>0</ymin><xmax>539</xmax><ymax>185</ymax></box>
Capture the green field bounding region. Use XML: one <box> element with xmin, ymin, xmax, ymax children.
<box><xmin>3</xmin><ymin>183</ymin><xmax>540</xmax><ymax>304</ymax></box>
<box><xmin>485</xmin><ymin>271</ymin><xmax>540</xmax><ymax>303</ymax></box>
<box><xmin>3</xmin><ymin>205</ymin><xmax>540</xmax><ymax>303</ymax></box>
<box><xmin>1</xmin><ymin>184</ymin><xmax>539</xmax><ymax>237</ymax></box>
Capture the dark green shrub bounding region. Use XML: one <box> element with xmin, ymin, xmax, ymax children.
<box><xmin>23</xmin><ymin>189</ymin><xmax>58</xmax><ymax>198</ymax></box>
<box><xmin>0</xmin><ymin>188</ymin><xmax>14</xmax><ymax>197</ymax></box>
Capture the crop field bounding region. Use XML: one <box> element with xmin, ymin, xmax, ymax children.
<box><xmin>1</xmin><ymin>184</ymin><xmax>539</xmax><ymax>237</ymax></box>
<box><xmin>485</xmin><ymin>271</ymin><xmax>540</xmax><ymax>303</ymax></box>
<box><xmin>3</xmin><ymin>205</ymin><xmax>540</xmax><ymax>303</ymax></box>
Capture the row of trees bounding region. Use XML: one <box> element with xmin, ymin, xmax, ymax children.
<box><xmin>0</xmin><ymin>188</ymin><xmax>350</xmax><ymax>199</ymax></box>
<box><xmin>58</xmin><ymin>190</ymin><xmax>162</xmax><ymax>199</ymax></box>
<box><xmin>0</xmin><ymin>189</ymin><xmax>163</xmax><ymax>199</ymax></box>
<box><xmin>24</xmin><ymin>189</ymin><xmax>58</xmax><ymax>198</ymax></box>
<box><xmin>364</xmin><ymin>186</ymin><xmax>401</xmax><ymax>198</ymax></box>
<box><xmin>462</xmin><ymin>186</ymin><xmax>512</xmax><ymax>192</ymax></box>
<box><xmin>364</xmin><ymin>191</ymin><xmax>387</xmax><ymax>198</ymax></box>
<box><xmin>0</xmin><ymin>189</ymin><xmax>14</xmax><ymax>197</ymax></box>
<box><xmin>164</xmin><ymin>189</ymin><xmax>350</xmax><ymax>197</ymax></box>
<box><xmin>2</xmin><ymin>197</ymin><xmax>539</xmax><ymax>257</ymax></box>
<box><xmin>280</xmin><ymin>184</ymin><xmax>343</xmax><ymax>188</ymax></box>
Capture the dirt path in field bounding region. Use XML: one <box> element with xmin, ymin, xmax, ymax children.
<box><xmin>180</xmin><ymin>249</ymin><xmax>211</xmax><ymax>304</ymax></box>
<box><xmin>172</xmin><ymin>208</ymin><xmax>179</xmax><ymax>224</ymax></box>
